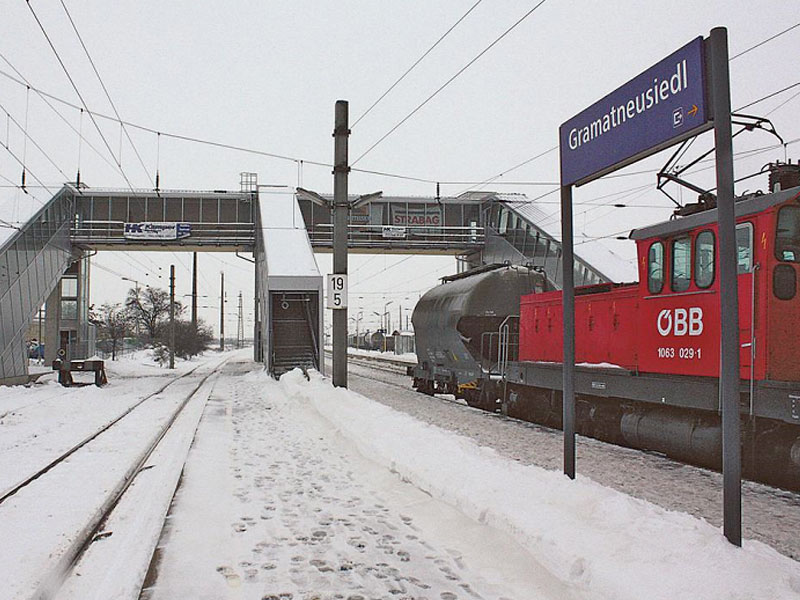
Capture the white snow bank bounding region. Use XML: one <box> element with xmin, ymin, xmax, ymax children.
<box><xmin>273</xmin><ymin>369</ymin><xmax>800</xmax><ymax>600</ymax></box>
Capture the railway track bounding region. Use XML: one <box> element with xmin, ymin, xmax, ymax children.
<box><xmin>325</xmin><ymin>350</ymin><xmax>415</xmax><ymax>376</ymax></box>
<box><xmin>0</xmin><ymin>362</ymin><xmax>207</xmax><ymax>505</ymax></box>
<box><xmin>0</xmin><ymin>354</ymin><xmax>231</xmax><ymax>600</ymax></box>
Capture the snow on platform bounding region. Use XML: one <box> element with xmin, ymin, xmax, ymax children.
<box><xmin>147</xmin><ymin>367</ymin><xmax>800</xmax><ymax>600</ymax></box>
<box><xmin>2</xmin><ymin>350</ymin><xmax>799</xmax><ymax>599</ymax></box>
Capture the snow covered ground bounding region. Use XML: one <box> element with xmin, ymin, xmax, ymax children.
<box><xmin>2</xmin><ymin>351</ymin><xmax>799</xmax><ymax>599</ymax></box>
<box><xmin>343</xmin><ymin>359</ymin><xmax>800</xmax><ymax>561</ymax></box>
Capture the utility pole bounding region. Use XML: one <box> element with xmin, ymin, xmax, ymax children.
<box><xmin>237</xmin><ymin>291</ymin><xmax>244</xmax><ymax>349</ymax></box>
<box><xmin>332</xmin><ymin>100</ymin><xmax>349</xmax><ymax>387</ymax></box>
<box><xmin>219</xmin><ymin>272</ymin><xmax>225</xmax><ymax>351</ymax></box>
<box><xmin>169</xmin><ymin>264</ymin><xmax>175</xmax><ymax>369</ymax></box>
<box><xmin>191</xmin><ymin>252</ymin><xmax>198</xmax><ymax>328</ymax></box>
<box><xmin>294</xmin><ymin>101</ymin><xmax>381</xmax><ymax>386</ymax></box>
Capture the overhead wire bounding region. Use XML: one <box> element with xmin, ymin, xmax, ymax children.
<box><xmin>729</xmin><ymin>22</ymin><xmax>800</xmax><ymax>61</ymax></box>
<box><xmin>735</xmin><ymin>81</ymin><xmax>800</xmax><ymax>112</ymax></box>
<box><xmin>456</xmin><ymin>24</ymin><xmax>800</xmax><ymax>203</ymax></box>
<box><xmin>765</xmin><ymin>88</ymin><xmax>800</xmax><ymax>117</ymax></box>
<box><xmin>58</xmin><ymin>0</ymin><xmax>155</xmax><ymax>187</ymax></box>
<box><xmin>352</xmin><ymin>0</ymin><xmax>484</xmax><ymax>128</ymax></box>
<box><xmin>352</xmin><ymin>0</ymin><xmax>550</xmax><ymax>166</ymax></box>
<box><xmin>454</xmin><ymin>146</ymin><xmax>559</xmax><ymax>196</ymax></box>
<box><xmin>0</xmin><ymin>101</ymin><xmax>70</xmax><ymax>180</ymax></box>
<box><xmin>0</xmin><ymin>54</ymin><xmax>120</xmax><ymax>172</ymax></box>
<box><xmin>351</xmin><ymin>255</ymin><xmax>416</xmax><ymax>290</ymax></box>
<box><xmin>25</xmin><ymin>1</ymin><xmax>137</xmax><ymax>191</ymax></box>
<box><xmin>0</xmin><ymin>143</ymin><xmax>54</xmax><ymax>204</ymax></box>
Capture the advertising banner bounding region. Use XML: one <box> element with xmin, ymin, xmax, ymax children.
<box><xmin>123</xmin><ymin>222</ymin><xmax>192</xmax><ymax>240</ymax></box>
<box><xmin>390</xmin><ymin>205</ymin><xmax>442</xmax><ymax>227</ymax></box>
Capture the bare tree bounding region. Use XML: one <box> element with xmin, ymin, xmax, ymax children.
<box><xmin>170</xmin><ymin>319</ymin><xmax>214</xmax><ymax>359</ymax></box>
<box><xmin>125</xmin><ymin>287</ymin><xmax>183</xmax><ymax>342</ymax></box>
<box><xmin>91</xmin><ymin>303</ymin><xmax>133</xmax><ymax>360</ymax></box>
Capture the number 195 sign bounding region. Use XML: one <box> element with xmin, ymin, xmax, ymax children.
<box><xmin>326</xmin><ymin>274</ymin><xmax>348</xmax><ymax>309</ymax></box>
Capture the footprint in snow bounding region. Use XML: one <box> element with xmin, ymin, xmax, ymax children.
<box><xmin>215</xmin><ymin>565</ymin><xmax>241</xmax><ymax>587</ymax></box>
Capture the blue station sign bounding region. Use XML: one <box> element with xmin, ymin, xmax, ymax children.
<box><xmin>560</xmin><ymin>37</ymin><xmax>711</xmax><ymax>186</ymax></box>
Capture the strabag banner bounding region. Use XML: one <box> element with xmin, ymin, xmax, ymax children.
<box><xmin>123</xmin><ymin>222</ymin><xmax>192</xmax><ymax>240</ymax></box>
<box><xmin>390</xmin><ymin>205</ymin><xmax>441</xmax><ymax>227</ymax></box>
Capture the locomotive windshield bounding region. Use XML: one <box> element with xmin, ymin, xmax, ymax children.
<box><xmin>776</xmin><ymin>206</ymin><xmax>800</xmax><ymax>263</ymax></box>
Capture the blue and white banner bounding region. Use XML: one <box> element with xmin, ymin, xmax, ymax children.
<box><xmin>124</xmin><ymin>222</ymin><xmax>192</xmax><ymax>240</ymax></box>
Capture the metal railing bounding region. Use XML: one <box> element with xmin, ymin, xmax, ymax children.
<box><xmin>307</xmin><ymin>223</ymin><xmax>484</xmax><ymax>249</ymax></box>
<box><xmin>480</xmin><ymin>315</ymin><xmax>519</xmax><ymax>375</ymax></box>
<box><xmin>70</xmin><ymin>220</ymin><xmax>256</xmax><ymax>247</ymax></box>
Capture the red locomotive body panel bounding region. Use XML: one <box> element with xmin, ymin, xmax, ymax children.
<box><xmin>520</xmin><ymin>284</ymin><xmax>639</xmax><ymax>370</ymax></box>
<box><xmin>764</xmin><ymin>197</ymin><xmax>800</xmax><ymax>382</ymax></box>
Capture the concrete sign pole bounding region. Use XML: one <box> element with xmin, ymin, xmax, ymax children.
<box><xmin>561</xmin><ymin>184</ymin><xmax>576</xmax><ymax>479</ymax></box>
<box><xmin>709</xmin><ymin>26</ymin><xmax>741</xmax><ymax>547</ymax></box>
<box><xmin>332</xmin><ymin>100</ymin><xmax>349</xmax><ymax>388</ymax></box>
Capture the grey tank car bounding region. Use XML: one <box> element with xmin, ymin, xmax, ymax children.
<box><xmin>410</xmin><ymin>264</ymin><xmax>549</xmax><ymax>403</ymax></box>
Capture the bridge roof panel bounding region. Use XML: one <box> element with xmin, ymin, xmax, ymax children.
<box><xmin>68</xmin><ymin>185</ymin><xmax>255</xmax><ymax>200</ymax></box>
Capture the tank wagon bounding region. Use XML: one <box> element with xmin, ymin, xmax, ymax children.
<box><xmin>410</xmin><ymin>264</ymin><xmax>549</xmax><ymax>398</ymax></box>
<box><xmin>349</xmin><ymin>330</ymin><xmax>395</xmax><ymax>352</ymax></box>
<box><xmin>411</xmin><ymin>164</ymin><xmax>800</xmax><ymax>489</ymax></box>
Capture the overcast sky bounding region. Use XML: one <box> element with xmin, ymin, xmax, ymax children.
<box><xmin>1</xmin><ymin>1</ymin><xmax>798</xmax><ymax>336</ymax></box>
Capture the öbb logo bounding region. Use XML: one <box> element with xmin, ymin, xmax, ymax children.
<box><xmin>657</xmin><ymin>307</ymin><xmax>703</xmax><ymax>336</ymax></box>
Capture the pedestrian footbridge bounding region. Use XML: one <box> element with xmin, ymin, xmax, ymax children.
<box><xmin>0</xmin><ymin>180</ymin><xmax>614</xmax><ymax>384</ymax></box>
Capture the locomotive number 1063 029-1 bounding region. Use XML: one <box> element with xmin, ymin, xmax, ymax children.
<box><xmin>657</xmin><ymin>346</ymin><xmax>703</xmax><ymax>359</ymax></box>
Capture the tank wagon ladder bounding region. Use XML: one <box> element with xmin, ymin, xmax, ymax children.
<box><xmin>477</xmin><ymin>315</ymin><xmax>519</xmax><ymax>412</ymax></box>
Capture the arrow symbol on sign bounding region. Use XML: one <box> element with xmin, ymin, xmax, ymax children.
<box><xmin>688</xmin><ymin>104</ymin><xmax>698</xmax><ymax>117</ymax></box>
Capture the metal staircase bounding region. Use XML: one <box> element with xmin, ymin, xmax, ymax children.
<box><xmin>480</xmin><ymin>196</ymin><xmax>614</xmax><ymax>288</ymax></box>
<box><xmin>269</xmin><ymin>292</ymin><xmax>319</xmax><ymax>376</ymax></box>
<box><xmin>0</xmin><ymin>189</ymin><xmax>75</xmax><ymax>382</ymax></box>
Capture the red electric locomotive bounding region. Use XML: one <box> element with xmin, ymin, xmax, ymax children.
<box><xmin>504</xmin><ymin>164</ymin><xmax>800</xmax><ymax>488</ymax></box>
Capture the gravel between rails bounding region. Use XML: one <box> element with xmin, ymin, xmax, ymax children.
<box><xmin>337</xmin><ymin>359</ymin><xmax>800</xmax><ymax>561</ymax></box>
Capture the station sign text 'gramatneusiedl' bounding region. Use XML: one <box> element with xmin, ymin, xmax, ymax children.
<box><xmin>559</xmin><ymin>36</ymin><xmax>711</xmax><ymax>187</ymax></box>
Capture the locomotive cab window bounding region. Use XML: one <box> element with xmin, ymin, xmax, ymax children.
<box><xmin>694</xmin><ymin>230</ymin><xmax>715</xmax><ymax>288</ymax></box>
<box><xmin>647</xmin><ymin>241</ymin><xmax>664</xmax><ymax>293</ymax></box>
<box><xmin>671</xmin><ymin>237</ymin><xmax>691</xmax><ymax>292</ymax></box>
<box><xmin>775</xmin><ymin>206</ymin><xmax>800</xmax><ymax>263</ymax></box>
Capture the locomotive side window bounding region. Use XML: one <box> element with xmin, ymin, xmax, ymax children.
<box><xmin>671</xmin><ymin>237</ymin><xmax>691</xmax><ymax>292</ymax></box>
<box><xmin>647</xmin><ymin>241</ymin><xmax>664</xmax><ymax>293</ymax></box>
<box><xmin>736</xmin><ymin>222</ymin><xmax>753</xmax><ymax>273</ymax></box>
<box><xmin>775</xmin><ymin>206</ymin><xmax>800</xmax><ymax>263</ymax></box>
<box><xmin>694</xmin><ymin>230</ymin><xmax>715</xmax><ymax>288</ymax></box>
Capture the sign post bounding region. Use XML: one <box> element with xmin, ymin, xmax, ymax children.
<box><xmin>708</xmin><ymin>26</ymin><xmax>741</xmax><ymax>547</ymax></box>
<box><xmin>558</xmin><ymin>29</ymin><xmax>740</xmax><ymax>545</ymax></box>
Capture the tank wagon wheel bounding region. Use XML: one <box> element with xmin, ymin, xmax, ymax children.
<box><xmin>415</xmin><ymin>379</ymin><xmax>434</xmax><ymax>396</ymax></box>
<box><xmin>478</xmin><ymin>384</ymin><xmax>500</xmax><ymax>412</ymax></box>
